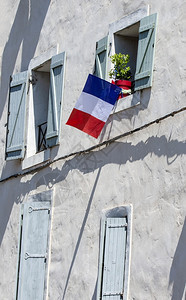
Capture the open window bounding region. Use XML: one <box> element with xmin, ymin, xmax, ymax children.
<box><xmin>113</xmin><ymin>22</ymin><xmax>139</xmax><ymax>85</ymax></box>
<box><xmin>113</xmin><ymin>13</ymin><xmax>158</xmax><ymax>91</ymax></box>
<box><xmin>31</xmin><ymin>60</ymin><xmax>50</xmax><ymax>152</ymax></box>
<box><xmin>94</xmin><ymin>10</ymin><xmax>157</xmax><ymax>92</ymax></box>
<box><xmin>28</xmin><ymin>51</ymin><xmax>66</xmax><ymax>154</ymax></box>
<box><xmin>5</xmin><ymin>51</ymin><xmax>66</xmax><ymax>161</ymax></box>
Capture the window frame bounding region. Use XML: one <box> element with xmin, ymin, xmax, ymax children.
<box><xmin>93</xmin><ymin>7</ymin><xmax>150</xmax><ymax>114</ymax></box>
<box><xmin>5</xmin><ymin>45</ymin><xmax>66</xmax><ymax>168</ymax></box>
<box><xmin>23</xmin><ymin>47</ymin><xmax>66</xmax><ymax>169</ymax></box>
<box><xmin>15</xmin><ymin>190</ymin><xmax>53</xmax><ymax>300</ymax></box>
<box><xmin>108</xmin><ymin>6</ymin><xmax>150</xmax><ymax>81</ymax></box>
<box><xmin>108</xmin><ymin>6</ymin><xmax>150</xmax><ymax>113</ymax></box>
<box><xmin>96</xmin><ymin>205</ymin><xmax>133</xmax><ymax>300</ymax></box>
<box><xmin>26</xmin><ymin>46</ymin><xmax>58</xmax><ymax>158</ymax></box>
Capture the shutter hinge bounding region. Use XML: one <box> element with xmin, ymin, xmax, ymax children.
<box><xmin>29</xmin><ymin>75</ymin><xmax>37</xmax><ymax>85</ymax></box>
<box><xmin>21</xmin><ymin>214</ymin><xmax>23</xmax><ymax>226</ymax></box>
<box><xmin>24</xmin><ymin>252</ymin><xmax>47</xmax><ymax>260</ymax></box>
<box><xmin>108</xmin><ymin>224</ymin><xmax>127</xmax><ymax>228</ymax></box>
<box><xmin>22</xmin><ymin>145</ymin><xmax>27</xmax><ymax>160</ymax></box>
<box><xmin>103</xmin><ymin>292</ymin><xmax>123</xmax><ymax>298</ymax></box>
<box><xmin>108</xmin><ymin>42</ymin><xmax>112</xmax><ymax>56</ymax></box>
<box><xmin>28</xmin><ymin>206</ymin><xmax>50</xmax><ymax>213</ymax></box>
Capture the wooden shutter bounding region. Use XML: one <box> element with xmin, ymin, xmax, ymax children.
<box><xmin>16</xmin><ymin>192</ymin><xmax>52</xmax><ymax>300</ymax></box>
<box><xmin>94</xmin><ymin>36</ymin><xmax>109</xmax><ymax>80</ymax></box>
<box><xmin>46</xmin><ymin>52</ymin><xmax>66</xmax><ymax>147</ymax></box>
<box><xmin>101</xmin><ymin>217</ymin><xmax>127</xmax><ymax>300</ymax></box>
<box><xmin>134</xmin><ymin>13</ymin><xmax>158</xmax><ymax>91</ymax></box>
<box><xmin>6</xmin><ymin>71</ymin><xmax>28</xmax><ymax>160</ymax></box>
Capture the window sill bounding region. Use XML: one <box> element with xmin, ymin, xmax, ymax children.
<box><xmin>22</xmin><ymin>149</ymin><xmax>50</xmax><ymax>170</ymax></box>
<box><xmin>111</xmin><ymin>91</ymin><xmax>141</xmax><ymax>114</ymax></box>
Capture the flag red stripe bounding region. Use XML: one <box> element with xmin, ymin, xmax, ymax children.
<box><xmin>66</xmin><ymin>108</ymin><xmax>105</xmax><ymax>138</ymax></box>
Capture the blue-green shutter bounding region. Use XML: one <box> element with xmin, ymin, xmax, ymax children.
<box><xmin>101</xmin><ymin>218</ymin><xmax>127</xmax><ymax>300</ymax></box>
<box><xmin>16</xmin><ymin>192</ymin><xmax>52</xmax><ymax>300</ymax></box>
<box><xmin>134</xmin><ymin>13</ymin><xmax>158</xmax><ymax>91</ymax></box>
<box><xmin>6</xmin><ymin>71</ymin><xmax>28</xmax><ymax>160</ymax></box>
<box><xmin>94</xmin><ymin>36</ymin><xmax>109</xmax><ymax>80</ymax></box>
<box><xmin>46</xmin><ymin>52</ymin><xmax>66</xmax><ymax>147</ymax></box>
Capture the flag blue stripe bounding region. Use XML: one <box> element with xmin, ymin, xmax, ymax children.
<box><xmin>83</xmin><ymin>74</ymin><xmax>121</xmax><ymax>105</ymax></box>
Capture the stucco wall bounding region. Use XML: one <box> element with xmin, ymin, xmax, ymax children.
<box><xmin>0</xmin><ymin>110</ymin><xmax>185</xmax><ymax>299</ymax></box>
<box><xmin>0</xmin><ymin>0</ymin><xmax>185</xmax><ymax>177</ymax></box>
<box><xmin>0</xmin><ymin>0</ymin><xmax>185</xmax><ymax>299</ymax></box>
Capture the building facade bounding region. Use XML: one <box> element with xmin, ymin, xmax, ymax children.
<box><xmin>0</xmin><ymin>0</ymin><xmax>185</xmax><ymax>299</ymax></box>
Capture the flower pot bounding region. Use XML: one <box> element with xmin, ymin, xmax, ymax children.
<box><xmin>112</xmin><ymin>80</ymin><xmax>132</xmax><ymax>99</ymax></box>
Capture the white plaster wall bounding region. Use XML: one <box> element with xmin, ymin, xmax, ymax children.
<box><xmin>0</xmin><ymin>1</ymin><xmax>185</xmax><ymax>299</ymax></box>
<box><xmin>0</xmin><ymin>0</ymin><xmax>185</xmax><ymax>177</ymax></box>
<box><xmin>0</xmin><ymin>111</ymin><xmax>185</xmax><ymax>299</ymax></box>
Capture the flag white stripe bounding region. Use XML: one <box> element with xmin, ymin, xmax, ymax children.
<box><xmin>75</xmin><ymin>92</ymin><xmax>114</xmax><ymax>122</ymax></box>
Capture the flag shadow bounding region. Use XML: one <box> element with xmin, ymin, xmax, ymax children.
<box><xmin>61</xmin><ymin>167</ymin><xmax>102</xmax><ymax>300</ymax></box>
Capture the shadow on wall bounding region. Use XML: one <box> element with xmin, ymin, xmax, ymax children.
<box><xmin>99</xmin><ymin>89</ymin><xmax>151</xmax><ymax>142</ymax></box>
<box><xmin>33</xmin><ymin>135</ymin><xmax>186</xmax><ymax>299</ymax></box>
<box><xmin>34</xmin><ymin>135</ymin><xmax>186</xmax><ymax>190</ymax></box>
<box><xmin>0</xmin><ymin>135</ymin><xmax>186</xmax><ymax>298</ymax></box>
<box><xmin>1</xmin><ymin>134</ymin><xmax>186</xmax><ymax>246</ymax></box>
<box><xmin>0</xmin><ymin>0</ymin><xmax>50</xmax><ymax>118</ymax></box>
<box><xmin>169</xmin><ymin>218</ymin><xmax>186</xmax><ymax>300</ymax></box>
<box><xmin>61</xmin><ymin>167</ymin><xmax>102</xmax><ymax>300</ymax></box>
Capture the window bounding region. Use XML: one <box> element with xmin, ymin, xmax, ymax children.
<box><xmin>16</xmin><ymin>191</ymin><xmax>52</xmax><ymax>300</ymax></box>
<box><xmin>97</xmin><ymin>206</ymin><xmax>132</xmax><ymax>300</ymax></box>
<box><xmin>5</xmin><ymin>51</ymin><xmax>66</xmax><ymax>161</ymax></box>
<box><xmin>31</xmin><ymin>60</ymin><xmax>51</xmax><ymax>152</ymax></box>
<box><xmin>112</xmin><ymin>13</ymin><xmax>158</xmax><ymax>91</ymax></box>
<box><xmin>94</xmin><ymin>9</ymin><xmax>158</xmax><ymax>92</ymax></box>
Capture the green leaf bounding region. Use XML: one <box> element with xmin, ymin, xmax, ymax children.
<box><xmin>109</xmin><ymin>53</ymin><xmax>131</xmax><ymax>80</ymax></box>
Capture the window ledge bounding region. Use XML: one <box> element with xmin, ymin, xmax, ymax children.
<box><xmin>111</xmin><ymin>91</ymin><xmax>141</xmax><ymax>114</ymax></box>
<box><xmin>22</xmin><ymin>149</ymin><xmax>50</xmax><ymax>170</ymax></box>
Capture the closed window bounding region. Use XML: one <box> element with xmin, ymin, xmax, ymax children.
<box><xmin>97</xmin><ymin>206</ymin><xmax>132</xmax><ymax>300</ymax></box>
<box><xmin>16</xmin><ymin>191</ymin><xmax>52</xmax><ymax>300</ymax></box>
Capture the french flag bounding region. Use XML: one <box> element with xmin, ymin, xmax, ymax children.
<box><xmin>66</xmin><ymin>74</ymin><xmax>121</xmax><ymax>138</ymax></box>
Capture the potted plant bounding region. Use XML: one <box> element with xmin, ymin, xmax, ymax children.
<box><xmin>109</xmin><ymin>53</ymin><xmax>132</xmax><ymax>98</ymax></box>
